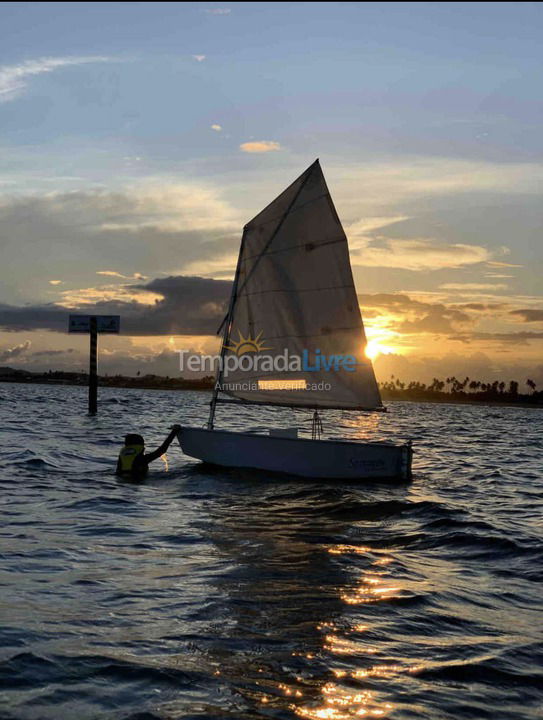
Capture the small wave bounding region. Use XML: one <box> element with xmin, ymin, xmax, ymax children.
<box><xmin>325</xmin><ymin>499</ymin><xmax>442</xmax><ymax>521</ymax></box>
<box><xmin>2</xmin><ymin>456</ymin><xmax>61</xmax><ymax>470</ymax></box>
<box><xmin>63</xmin><ymin>496</ymin><xmax>135</xmax><ymax>511</ymax></box>
<box><xmin>418</xmin><ymin>529</ymin><xmax>538</xmax><ymax>558</ymax></box>
<box><xmin>417</xmin><ymin>656</ymin><xmax>543</xmax><ymax>689</ymax></box>
<box><xmin>0</xmin><ymin>651</ymin><xmax>199</xmax><ymax>691</ymax></box>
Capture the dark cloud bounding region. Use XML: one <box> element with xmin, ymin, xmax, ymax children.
<box><xmin>359</xmin><ymin>292</ymin><xmax>474</xmax><ymax>334</ymax></box>
<box><xmin>0</xmin><ymin>282</ymin><xmax>539</xmax><ymax>347</ymax></box>
<box><xmin>397</xmin><ymin>307</ymin><xmax>471</xmax><ymax>335</ymax></box>
<box><xmin>510</xmin><ymin>309</ymin><xmax>543</xmax><ymax>322</ymax></box>
<box><xmin>0</xmin><ymin>275</ymin><xmax>231</xmax><ymax>336</ymax></box>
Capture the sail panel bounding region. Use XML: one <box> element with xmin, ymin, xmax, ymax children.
<box><xmin>221</xmin><ymin>160</ymin><xmax>382</xmax><ymax>410</ymax></box>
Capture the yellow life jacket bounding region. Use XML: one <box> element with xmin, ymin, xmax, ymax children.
<box><xmin>118</xmin><ymin>444</ymin><xmax>144</xmax><ymax>474</ymax></box>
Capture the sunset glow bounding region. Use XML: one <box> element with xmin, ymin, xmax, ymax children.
<box><xmin>364</xmin><ymin>339</ymin><xmax>395</xmax><ymax>361</ymax></box>
<box><xmin>0</xmin><ymin>2</ymin><xmax>540</xmax><ymax>389</ymax></box>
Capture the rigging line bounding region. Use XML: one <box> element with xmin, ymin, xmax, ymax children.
<box><xmin>240</xmin><ymin>235</ymin><xmax>346</xmax><ymax>262</ymax></box>
<box><xmin>216</xmin><ymin>168</ymin><xmax>336</xmax><ymax>336</ymax></box>
<box><xmin>217</xmin><ymin>265</ymin><xmax>354</xmax><ymax>333</ymax></box>
<box><xmin>208</xmin><ymin>227</ymin><xmax>248</xmax><ymax>428</ymax></box>
<box><xmin>244</xmin><ymin>186</ymin><xmax>329</xmax><ymax>231</ymax></box>
<box><xmin>231</xmin><ymin>164</ymin><xmax>317</xmax><ymax>313</ymax></box>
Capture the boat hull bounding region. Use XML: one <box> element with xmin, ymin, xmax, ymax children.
<box><xmin>177</xmin><ymin>427</ymin><xmax>412</xmax><ymax>481</ymax></box>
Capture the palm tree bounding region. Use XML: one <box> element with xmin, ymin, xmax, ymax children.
<box><xmin>526</xmin><ymin>379</ymin><xmax>537</xmax><ymax>393</ymax></box>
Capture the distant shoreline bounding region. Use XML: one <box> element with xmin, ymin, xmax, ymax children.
<box><xmin>0</xmin><ymin>368</ymin><xmax>214</xmax><ymax>392</ymax></box>
<box><xmin>1</xmin><ymin>367</ymin><xmax>541</xmax><ymax>409</ymax></box>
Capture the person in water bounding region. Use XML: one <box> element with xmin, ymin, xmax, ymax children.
<box><xmin>116</xmin><ymin>425</ymin><xmax>181</xmax><ymax>478</ymax></box>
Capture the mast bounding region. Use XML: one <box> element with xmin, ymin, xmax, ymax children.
<box><xmin>207</xmin><ymin>228</ymin><xmax>247</xmax><ymax>430</ymax></box>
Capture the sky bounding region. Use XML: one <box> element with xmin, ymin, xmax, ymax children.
<box><xmin>0</xmin><ymin>1</ymin><xmax>542</xmax><ymax>385</ymax></box>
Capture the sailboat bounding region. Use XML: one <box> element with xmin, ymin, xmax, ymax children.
<box><xmin>178</xmin><ymin>160</ymin><xmax>413</xmax><ymax>481</ymax></box>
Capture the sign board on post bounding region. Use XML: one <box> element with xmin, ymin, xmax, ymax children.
<box><xmin>69</xmin><ymin>315</ymin><xmax>120</xmax><ymax>334</ymax></box>
<box><xmin>68</xmin><ymin>315</ymin><xmax>121</xmax><ymax>415</ymax></box>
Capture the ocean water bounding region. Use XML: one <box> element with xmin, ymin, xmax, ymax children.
<box><xmin>0</xmin><ymin>382</ymin><xmax>542</xmax><ymax>720</ymax></box>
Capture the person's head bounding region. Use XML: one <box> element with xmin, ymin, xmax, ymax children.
<box><xmin>124</xmin><ymin>433</ymin><xmax>144</xmax><ymax>447</ymax></box>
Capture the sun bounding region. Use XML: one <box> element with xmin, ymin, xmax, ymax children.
<box><xmin>224</xmin><ymin>330</ymin><xmax>272</xmax><ymax>356</ymax></box>
<box><xmin>364</xmin><ymin>339</ymin><xmax>394</xmax><ymax>360</ymax></box>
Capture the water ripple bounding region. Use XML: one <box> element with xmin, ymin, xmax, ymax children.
<box><xmin>0</xmin><ymin>383</ymin><xmax>542</xmax><ymax>719</ymax></box>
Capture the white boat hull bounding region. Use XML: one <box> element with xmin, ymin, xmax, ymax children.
<box><xmin>177</xmin><ymin>427</ymin><xmax>412</xmax><ymax>481</ymax></box>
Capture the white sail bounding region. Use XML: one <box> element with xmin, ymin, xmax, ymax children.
<box><xmin>218</xmin><ymin>160</ymin><xmax>382</xmax><ymax>410</ymax></box>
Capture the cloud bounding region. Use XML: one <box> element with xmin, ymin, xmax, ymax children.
<box><xmin>58</xmin><ymin>283</ymin><xmax>161</xmax><ymax>307</ymax></box>
<box><xmin>204</xmin><ymin>8</ymin><xmax>231</xmax><ymax>14</ymax></box>
<box><xmin>358</xmin><ymin>292</ymin><xmax>515</xmax><ymax>337</ymax></box>
<box><xmin>373</xmin><ymin>351</ymin><xmax>543</xmax><ymax>386</ymax></box>
<box><xmin>192</xmin><ymin>55</ymin><xmax>206</xmax><ymax>62</ymax></box>
<box><xmin>440</xmin><ymin>283</ymin><xmax>508</xmax><ymax>291</ymax></box>
<box><xmin>359</xmin><ymin>293</ymin><xmax>507</xmax><ymax>315</ymax></box>
<box><xmin>396</xmin><ymin>307</ymin><xmax>472</xmax><ymax>335</ymax></box>
<box><xmin>5</xmin><ymin>343</ymin><xmax>220</xmax><ymax>378</ymax></box>
<box><xmin>349</xmin><ymin>236</ymin><xmax>491</xmax><ymax>271</ymax></box>
<box><xmin>332</xmin><ymin>158</ymin><xmax>543</xmax><ymax>212</ymax></box>
<box><xmin>49</xmin><ymin>280</ymin><xmax>62</xmax><ymax>285</ymax></box>
<box><xmin>96</xmin><ymin>271</ymin><xmax>148</xmax><ymax>280</ymax></box>
<box><xmin>9</xmin><ymin>341</ymin><xmax>543</xmax><ymax>386</ymax></box>
<box><xmin>347</xmin><ymin>216</ymin><xmax>410</xmax><ymax>234</ymax></box>
<box><xmin>452</xmin><ymin>331</ymin><xmax>543</xmax><ymax>345</ymax></box>
<box><xmin>0</xmin><ymin>56</ymin><xmax>114</xmax><ymax>103</ymax></box>
<box><xmin>211</xmin><ymin>124</ymin><xmax>222</xmax><ymax>132</ymax></box>
<box><xmin>359</xmin><ymin>293</ymin><xmax>429</xmax><ymax>313</ymax></box>
<box><xmin>31</xmin><ymin>348</ymin><xmax>75</xmax><ymax>357</ymax></box>
<box><xmin>486</xmin><ymin>261</ymin><xmax>523</xmax><ymax>268</ymax></box>
<box><xmin>0</xmin><ymin>340</ymin><xmax>31</xmax><ymax>362</ymax></box>
<box><xmin>0</xmin><ymin>275</ymin><xmax>232</xmax><ymax>336</ymax></box>
<box><xmin>510</xmin><ymin>309</ymin><xmax>543</xmax><ymax>322</ymax></box>
<box><xmin>457</xmin><ymin>302</ymin><xmax>508</xmax><ymax>312</ymax></box>
<box><xmin>240</xmin><ymin>141</ymin><xmax>281</xmax><ymax>154</ymax></box>
<box><xmin>344</xmin><ymin>214</ymin><xmax>494</xmax><ymax>270</ymax></box>
<box><xmin>0</xmin><ymin>183</ymin><xmax>241</xmax><ymax>286</ymax></box>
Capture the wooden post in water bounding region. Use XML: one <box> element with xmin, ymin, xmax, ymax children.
<box><xmin>88</xmin><ymin>316</ymin><xmax>98</xmax><ymax>415</ymax></box>
<box><xmin>68</xmin><ymin>314</ymin><xmax>120</xmax><ymax>415</ymax></box>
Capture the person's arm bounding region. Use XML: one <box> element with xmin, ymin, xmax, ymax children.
<box><xmin>143</xmin><ymin>425</ymin><xmax>181</xmax><ymax>463</ymax></box>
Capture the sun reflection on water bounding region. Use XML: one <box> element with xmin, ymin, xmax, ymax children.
<box><xmin>283</xmin><ymin>543</ymin><xmax>421</xmax><ymax>719</ymax></box>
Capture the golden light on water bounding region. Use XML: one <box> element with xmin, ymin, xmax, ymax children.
<box><xmin>328</xmin><ymin>544</ymin><xmax>372</xmax><ymax>555</ymax></box>
<box><xmin>282</xmin><ymin>543</ymin><xmax>422</xmax><ymax>720</ymax></box>
<box><xmin>292</xmin><ymin>682</ymin><xmax>393</xmax><ymax>719</ymax></box>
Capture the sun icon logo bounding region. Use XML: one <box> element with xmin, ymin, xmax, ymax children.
<box><xmin>224</xmin><ymin>330</ymin><xmax>272</xmax><ymax>356</ymax></box>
